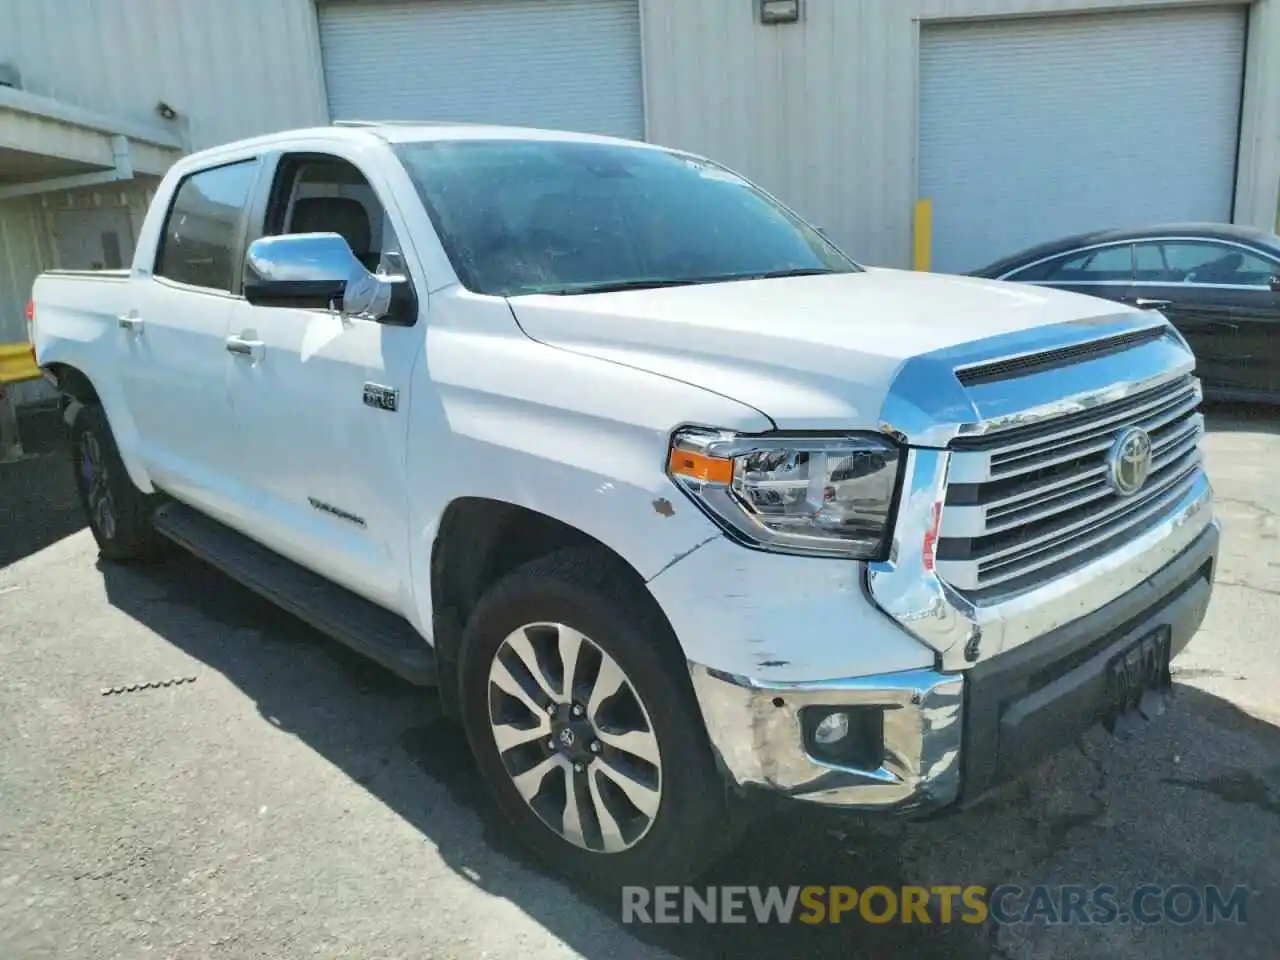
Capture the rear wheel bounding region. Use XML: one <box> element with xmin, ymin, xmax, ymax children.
<box><xmin>459</xmin><ymin>545</ymin><xmax>737</xmax><ymax>886</ymax></box>
<box><xmin>70</xmin><ymin>404</ymin><xmax>164</xmax><ymax>561</ymax></box>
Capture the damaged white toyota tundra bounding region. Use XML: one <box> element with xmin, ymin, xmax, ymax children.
<box><xmin>30</xmin><ymin>124</ymin><xmax>1219</xmax><ymax>884</ymax></box>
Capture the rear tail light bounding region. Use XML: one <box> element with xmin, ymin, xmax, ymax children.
<box><xmin>25</xmin><ymin>298</ymin><xmax>36</xmax><ymax>362</ymax></box>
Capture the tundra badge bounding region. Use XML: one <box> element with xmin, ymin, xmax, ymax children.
<box><xmin>363</xmin><ymin>382</ymin><xmax>399</xmax><ymax>412</ymax></box>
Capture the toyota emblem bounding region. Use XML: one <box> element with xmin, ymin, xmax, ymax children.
<box><xmin>1106</xmin><ymin>426</ymin><xmax>1153</xmax><ymax>496</ymax></box>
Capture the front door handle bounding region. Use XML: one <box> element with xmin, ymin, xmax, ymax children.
<box><xmin>1134</xmin><ymin>298</ymin><xmax>1172</xmax><ymax>310</ymax></box>
<box><xmin>117</xmin><ymin>313</ymin><xmax>144</xmax><ymax>333</ymax></box>
<box><xmin>225</xmin><ymin>336</ymin><xmax>264</xmax><ymax>361</ymax></box>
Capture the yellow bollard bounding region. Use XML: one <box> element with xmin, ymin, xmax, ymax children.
<box><xmin>913</xmin><ymin>199</ymin><xmax>933</xmax><ymax>273</ymax></box>
<box><xmin>0</xmin><ymin>343</ymin><xmax>39</xmax><ymax>463</ymax></box>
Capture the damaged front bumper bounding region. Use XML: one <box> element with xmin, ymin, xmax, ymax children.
<box><xmin>686</xmin><ymin>518</ymin><xmax>1219</xmax><ymax>813</ymax></box>
<box><xmin>689</xmin><ymin>662</ymin><xmax>964</xmax><ymax>811</ymax></box>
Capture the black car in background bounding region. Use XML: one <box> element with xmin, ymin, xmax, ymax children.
<box><xmin>972</xmin><ymin>223</ymin><xmax>1280</xmax><ymax>404</ymax></box>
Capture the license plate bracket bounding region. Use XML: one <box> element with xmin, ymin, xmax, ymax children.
<box><xmin>1102</xmin><ymin>626</ymin><xmax>1173</xmax><ymax>739</ymax></box>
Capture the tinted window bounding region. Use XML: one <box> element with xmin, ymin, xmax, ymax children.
<box><xmin>1133</xmin><ymin>242</ymin><xmax>1166</xmax><ymax>280</ymax></box>
<box><xmin>393</xmin><ymin>139</ymin><xmax>857</xmax><ymax>297</ymax></box>
<box><xmin>1002</xmin><ymin>259</ymin><xmax>1054</xmax><ymax>282</ymax></box>
<box><xmin>1053</xmin><ymin>245</ymin><xmax>1132</xmax><ymax>281</ymax></box>
<box><xmin>1008</xmin><ymin>244</ymin><xmax>1133</xmax><ymax>283</ymax></box>
<box><xmin>1133</xmin><ymin>240</ymin><xmax>1279</xmax><ymax>286</ymax></box>
<box><xmin>155</xmin><ymin>160</ymin><xmax>259</xmax><ymax>291</ymax></box>
<box><xmin>264</xmin><ymin>155</ymin><xmax>402</xmax><ymax>277</ymax></box>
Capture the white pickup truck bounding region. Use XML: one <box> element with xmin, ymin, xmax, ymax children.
<box><xmin>30</xmin><ymin>123</ymin><xmax>1219</xmax><ymax>885</ymax></box>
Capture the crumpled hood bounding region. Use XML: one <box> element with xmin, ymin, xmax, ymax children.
<box><xmin>507</xmin><ymin>267</ymin><xmax>1140</xmax><ymax>430</ymax></box>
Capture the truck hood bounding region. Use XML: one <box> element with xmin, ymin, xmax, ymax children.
<box><xmin>507</xmin><ymin>267</ymin><xmax>1150</xmax><ymax>432</ymax></box>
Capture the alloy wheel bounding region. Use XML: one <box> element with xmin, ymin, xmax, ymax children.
<box><xmin>486</xmin><ymin>621</ymin><xmax>663</xmax><ymax>854</ymax></box>
<box><xmin>80</xmin><ymin>433</ymin><xmax>116</xmax><ymax>540</ymax></box>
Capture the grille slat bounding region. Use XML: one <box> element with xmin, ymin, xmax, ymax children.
<box><xmin>984</xmin><ymin>415</ymin><xmax>1203</xmax><ymax>530</ymax></box>
<box><xmin>971</xmin><ymin>448</ymin><xmax>1201</xmax><ymax>565</ymax></box>
<box><xmin>988</xmin><ymin>387</ymin><xmax>1202</xmax><ymax>477</ymax></box>
<box><xmin>952</xmin><ymin>375</ymin><xmax>1201</xmax><ymax>455</ymax></box>
<box><xmin>937</xmin><ymin>373</ymin><xmax>1205</xmax><ymax>594</ymax></box>
<box><xmin>941</xmin><ymin>465</ymin><xmax>1201</xmax><ymax>590</ymax></box>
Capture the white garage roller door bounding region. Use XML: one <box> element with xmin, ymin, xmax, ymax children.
<box><xmin>318</xmin><ymin>0</ymin><xmax>645</xmax><ymax>140</ymax></box>
<box><xmin>919</xmin><ymin>6</ymin><xmax>1246</xmax><ymax>275</ymax></box>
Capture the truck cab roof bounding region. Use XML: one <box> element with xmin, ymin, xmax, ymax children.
<box><xmin>175</xmin><ymin>121</ymin><xmax>667</xmax><ymax>174</ymax></box>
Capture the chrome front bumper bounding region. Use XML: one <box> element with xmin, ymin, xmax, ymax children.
<box><xmin>689</xmin><ymin>515</ymin><xmax>1220</xmax><ymax>813</ymax></box>
<box><xmin>689</xmin><ymin>664</ymin><xmax>964</xmax><ymax>811</ymax></box>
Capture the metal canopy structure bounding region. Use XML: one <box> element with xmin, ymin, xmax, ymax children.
<box><xmin>0</xmin><ymin>85</ymin><xmax>184</xmax><ymax>200</ymax></box>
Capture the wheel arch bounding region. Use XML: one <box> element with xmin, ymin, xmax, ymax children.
<box><xmin>45</xmin><ymin>361</ymin><xmax>101</xmax><ymax>405</ymax></box>
<box><xmin>429</xmin><ymin>497</ymin><xmax>689</xmax><ymax>719</ymax></box>
<box><xmin>44</xmin><ymin>361</ymin><xmax>154</xmax><ymax>493</ymax></box>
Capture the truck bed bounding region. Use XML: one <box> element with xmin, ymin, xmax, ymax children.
<box><xmin>30</xmin><ymin>269</ymin><xmax>137</xmax><ymax>387</ymax></box>
<box><xmin>39</xmin><ymin>269</ymin><xmax>131</xmax><ymax>281</ymax></box>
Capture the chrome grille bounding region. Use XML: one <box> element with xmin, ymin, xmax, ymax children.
<box><xmin>935</xmin><ymin>374</ymin><xmax>1205</xmax><ymax>594</ymax></box>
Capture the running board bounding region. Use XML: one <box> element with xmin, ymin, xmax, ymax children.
<box><xmin>152</xmin><ymin>502</ymin><xmax>437</xmax><ymax>686</ymax></box>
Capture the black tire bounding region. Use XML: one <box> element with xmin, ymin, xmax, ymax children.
<box><xmin>69</xmin><ymin>403</ymin><xmax>165</xmax><ymax>562</ymax></box>
<box><xmin>458</xmin><ymin>544</ymin><xmax>739</xmax><ymax>887</ymax></box>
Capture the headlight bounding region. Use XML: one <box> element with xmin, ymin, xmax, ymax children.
<box><xmin>666</xmin><ymin>428</ymin><xmax>903</xmax><ymax>559</ymax></box>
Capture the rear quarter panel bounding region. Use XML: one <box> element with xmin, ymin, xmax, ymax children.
<box><xmin>32</xmin><ymin>271</ymin><xmax>154</xmax><ymax>490</ymax></box>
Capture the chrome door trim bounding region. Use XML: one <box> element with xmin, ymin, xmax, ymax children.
<box><xmin>999</xmin><ymin>234</ymin><xmax>1280</xmax><ymax>286</ymax></box>
<box><xmin>998</xmin><ymin>240</ymin><xmax>1135</xmax><ymax>281</ymax></box>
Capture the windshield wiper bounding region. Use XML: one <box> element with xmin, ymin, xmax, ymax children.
<box><xmin>544</xmin><ymin>278</ymin><xmax>711</xmax><ymax>295</ymax></box>
<box><xmin>736</xmin><ymin>267</ymin><xmax>844</xmax><ymax>280</ymax></box>
<box><xmin>533</xmin><ymin>267</ymin><xmax>845</xmax><ymax>296</ymax></box>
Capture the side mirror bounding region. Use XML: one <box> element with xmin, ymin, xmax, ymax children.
<box><xmin>242</xmin><ymin>233</ymin><xmax>416</xmax><ymax>324</ymax></box>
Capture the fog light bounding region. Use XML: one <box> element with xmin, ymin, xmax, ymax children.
<box><xmin>802</xmin><ymin>706</ymin><xmax>886</xmax><ymax>770</ymax></box>
<box><xmin>814</xmin><ymin>711</ymin><xmax>850</xmax><ymax>744</ymax></box>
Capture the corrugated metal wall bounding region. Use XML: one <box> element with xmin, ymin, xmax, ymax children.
<box><xmin>641</xmin><ymin>0</ymin><xmax>1280</xmax><ymax>269</ymax></box>
<box><xmin>319</xmin><ymin>0</ymin><xmax>646</xmax><ymax>139</ymax></box>
<box><xmin>919</xmin><ymin>7</ymin><xmax>1247</xmax><ymax>272</ymax></box>
<box><xmin>0</xmin><ymin>0</ymin><xmax>329</xmax><ymax>152</ymax></box>
<box><xmin>0</xmin><ymin>0</ymin><xmax>329</xmax><ymax>400</ymax></box>
<box><xmin>0</xmin><ymin>196</ymin><xmax>53</xmax><ymax>361</ymax></box>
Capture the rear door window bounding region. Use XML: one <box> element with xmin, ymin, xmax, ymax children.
<box><xmin>1134</xmin><ymin>240</ymin><xmax>1279</xmax><ymax>286</ymax></box>
<box><xmin>154</xmin><ymin>159</ymin><xmax>260</xmax><ymax>292</ymax></box>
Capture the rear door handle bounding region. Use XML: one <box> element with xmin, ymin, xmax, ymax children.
<box><xmin>1134</xmin><ymin>298</ymin><xmax>1172</xmax><ymax>310</ymax></box>
<box><xmin>117</xmin><ymin>313</ymin><xmax>143</xmax><ymax>333</ymax></box>
<box><xmin>225</xmin><ymin>336</ymin><xmax>264</xmax><ymax>361</ymax></box>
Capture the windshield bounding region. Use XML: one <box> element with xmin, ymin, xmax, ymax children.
<box><xmin>393</xmin><ymin>139</ymin><xmax>860</xmax><ymax>297</ymax></box>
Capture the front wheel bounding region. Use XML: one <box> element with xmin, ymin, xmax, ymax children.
<box><xmin>458</xmin><ymin>545</ymin><xmax>737</xmax><ymax>886</ymax></box>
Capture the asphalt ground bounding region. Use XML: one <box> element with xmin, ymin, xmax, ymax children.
<box><xmin>1</xmin><ymin>403</ymin><xmax>1276</xmax><ymax>959</ymax></box>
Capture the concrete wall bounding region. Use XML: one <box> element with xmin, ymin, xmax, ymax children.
<box><xmin>640</xmin><ymin>0</ymin><xmax>1280</xmax><ymax>269</ymax></box>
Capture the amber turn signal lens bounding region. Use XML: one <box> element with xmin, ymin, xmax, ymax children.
<box><xmin>668</xmin><ymin>448</ymin><xmax>734</xmax><ymax>485</ymax></box>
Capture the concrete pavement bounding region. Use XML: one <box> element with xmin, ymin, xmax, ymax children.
<box><xmin>1</xmin><ymin>404</ymin><xmax>1276</xmax><ymax>958</ymax></box>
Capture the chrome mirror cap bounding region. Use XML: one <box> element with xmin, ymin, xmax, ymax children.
<box><xmin>243</xmin><ymin>232</ymin><xmax>396</xmax><ymax>321</ymax></box>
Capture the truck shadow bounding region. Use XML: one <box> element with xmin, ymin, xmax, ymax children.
<box><xmin>0</xmin><ymin>414</ymin><xmax>84</xmax><ymax>569</ymax></box>
<box><xmin>1203</xmin><ymin>401</ymin><xmax>1279</xmax><ymax>436</ymax></box>
<box><xmin>99</xmin><ymin>549</ymin><xmax>1279</xmax><ymax>960</ymax></box>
